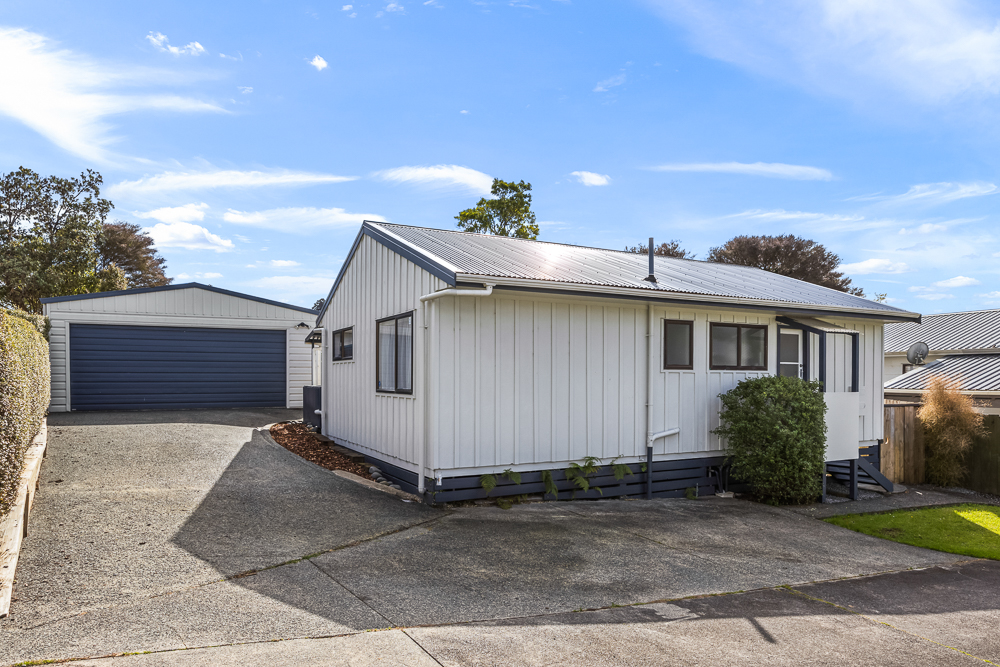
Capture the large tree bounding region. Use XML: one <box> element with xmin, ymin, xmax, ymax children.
<box><xmin>455</xmin><ymin>179</ymin><xmax>539</xmax><ymax>239</ymax></box>
<box><xmin>0</xmin><ymin>167</ymin><xmax>123</xmax><ymax>312</ymax></box>
<box><xmin>624</xmin><ymin>240</ymin><xmax>692</xmax><ymax>259</ymax></box>
<box><xmin>706</xmin><ymin>234</ymin><xmax>864</xmax><ymax>296</ymax></box>
<box><xmin>98</xmin><ymin>221</ymin><xmax>172</xmax><ymax>289</ymax></box>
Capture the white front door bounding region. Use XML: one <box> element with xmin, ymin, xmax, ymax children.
<box><xmin>779</xmin><ymin>329</ymin><xmax>803</xmax><ymax>379</ymax></box>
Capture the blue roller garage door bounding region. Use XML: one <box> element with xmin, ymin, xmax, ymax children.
<box><xmin>70</xmin><ymin>324</ymin><xmax>286</xmax><ymax>410</ymax></box>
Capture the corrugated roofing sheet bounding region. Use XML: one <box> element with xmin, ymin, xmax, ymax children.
<box><xmin>884</xmin><ymin>309</ymin><xmax>1000</xmax><ymax>353</ymax></box>
<box><xmin>884</xmin><ymin>353</ymin><xmax>1000</xmax><ymax>392</ymax></box>
<box><xmin>374</xmin><ymin>223</ymin><xmax>917</xmax><ymax>318</ymax></box>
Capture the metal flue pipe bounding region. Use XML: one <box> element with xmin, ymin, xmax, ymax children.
<box><xmin>645</xmin><ymin>237</ymin><xmax>657</xmax><ymax>283</ymax></box>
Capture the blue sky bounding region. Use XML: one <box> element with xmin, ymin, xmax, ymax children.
<box><xmin>2</xmin><ymin>0</ymin><xmax>1000</xmax><ymax>313</ymax></box>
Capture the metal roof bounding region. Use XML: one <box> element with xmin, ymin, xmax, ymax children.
<box><xmin>782</xmin><ymin>316</ymin><xmax>857</xmax><ymax>334</ymax></box>
<box><xmin>884</xmin><ymin>353</ymin><xmax>1000</xmax><ymax>393</ymax></box>
<box><xmin>40</xmin><ymin>282</ymin><xmax>318</xmax><ymax>314</ymax></box>
<box><xmin>884</xmin><ymin>309</ymin><xmax>1000</xmax><ymax>354</ymax></box>
<box><xmin>315</xmin><ymin>221</ymin><xmax>921</xmax><ymax>323</ymax></box>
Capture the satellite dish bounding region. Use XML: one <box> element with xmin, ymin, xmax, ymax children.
<box><xmin>906</xmin><ymin>341</ymin><xmax>930</xmax><ymax>366</ymax></box>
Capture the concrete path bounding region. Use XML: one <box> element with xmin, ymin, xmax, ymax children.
<box><xmin>1</xmin><ymin>410</ymin><xmax>992</xmax><ymax>666</ymax></box>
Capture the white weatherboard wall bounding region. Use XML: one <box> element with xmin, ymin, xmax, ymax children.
<box><xmin>320</xmin><ymin>235</ymin><xmax>447</xmax><ymax>469</ymax></box>
<box><xmin>45</xmin><ymin>287</ymin><xmax>313</xmax><ymax>411</ymax></box>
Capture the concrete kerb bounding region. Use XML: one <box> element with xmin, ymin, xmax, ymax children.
<box><xmin>257</xmin><ymin>424</ymin><xmax>423</xmax><ymax>503</ymax></box>
<box><xmin>0</xmin><ymin>417</ymin><xmax>48</xmax><ymax>618</ymax></box>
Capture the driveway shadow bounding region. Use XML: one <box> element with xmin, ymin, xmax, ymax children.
<box><xmin>48</xmin><ymin>408</ymin><xmax>302</xmax><ymax>428</ymax></box>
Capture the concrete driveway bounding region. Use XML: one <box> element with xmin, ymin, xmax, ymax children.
<box><xmin>1</xmin><ymin>410</ymin><xmax>997</xmax><ymax>666</ymax></box>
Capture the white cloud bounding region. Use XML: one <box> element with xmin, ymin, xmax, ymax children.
<box><xmin>109</xmin><ymin>169</ymin><xmax>356</xmax><ymax>197</ymax></box>
<box><xmin>460</xmin><ymin>109</ymin><xmax>469</xmax><ymax>114</ymax></box>
<box><xmin>270</xmin><ymin>259</ymin><xmax>301</xmax><ymax>267</ymax></box>
<box><xmin>0</xmin><ymin>27</ymin><xmax>224</xmax><ymax>162</ymax></box>
<box><xmin>144</xmin><ymin>222</ymin><xmax>234</xmax><ymax>252</ymax></box>
<box><xmin>650</xmin><ymin>162</ymin><xmax>833</xmax><ymax>180</ymax></box>
<box><xmin>202</xmin><ymin>272</ymin><xmax>223</xmax><ymax>279</ymax></box>
<box><xmin>342</xmin><ymin>4</ymin><xmax>353</xmax><ymax>8</ymax></box>
<box><xmin>980</xmin><ymin>291</ymin><xmax>1000</xmax><ymax>300</ymax></box>
<box><xmin>593</xmin><ymin>72</ymin><xmax>626</xmax><ymax>92</ymax></box>
<box><xmin>899</xmin><ymin>222</ymin><xmax>948</xmax><ymax>234</ymax></box>
<box><xmin>862</xmin><ymin>182</ymin><xmax>998</xmax><ymax>206</ymax></box>
<box><xmin>223</xmin><ymin>206</ymin><xmax>384</xmax><ymax>232</ymax></box>
<box><xmin>220</xmin><ymin>52</ymin><xmax>243</xmax><ymax>61</ymax></box>
<box><xmin>309</xmin><ymin>55</ymin><xmax>328</xmax><ymax>71</ymax></box>
<box><xmin>571</xmin><ymin>171</ymin><xmax>611</xmax><ymax>186</ymax></box>
<box><xmin>176</xmin><ymin>271</ymin><xmax>222</xmax><ymax>281</ymax></box>
<box><xmin>134</xmin><ymin>202</ymin><xmax>208</xmax><ymax>224</ymax></box>
<box><xmin>237</xmin><ymin>86</ymin><xmax>253</xmax><ymax>94</ymax></box>
<box><xmin>385</xmin><ymin>2</ymin><xmax>405</xmax><ymax>10</ymax></box>
<box><xmin>375</xmin><ymin>164</ymin><xmax>494</xmax><ymax>195</ymax></box>
<box><xmin>916</xmin><ymin>293</ymin><xmax>954</xmax><ymax>301</ymax></box>
<box><xmin>145</xmin><ymin>32</ymin><xmax>206</xmax><ymax>56</ymax></box>
<box><xmin>732</xmin><ymin>209</ymin><xmax>863</xmax><ymax>223</ymax></box>
<box><xmin>246</xmin><ymin>275</ymin><xmax>337</xmax><ymax>303</ymax></box>
<box><xmin>933</xmin><ymin>275</ymin><xmax>980</xmax><ymax>288</ymax></box>
<box><xmin>646</xmin><ymin>1</ymin><xmax>1000</xmax><ymax>104</ymax></box>
<box><xmin>839</xmin><ymin>258</ymin><xmax>911</xmax><ymax>274</ymax></box>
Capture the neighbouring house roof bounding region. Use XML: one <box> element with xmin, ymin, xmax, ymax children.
<box><xmin>884</xmin><ymin>309</ymin><xmax>1000</xmax><ymax>354</ymax></box>
<box><xmin>884</xmin><ymin>353</ymin><xmax>1000</xmax><ymax>393</ymax></box>
<box><xmin>316</xmin><ymin>221</ymin><xmax>921</xmax><ymax>323</ymax></box>
<box><xmin>39</xmin><ymin>282</ymin><xmax>318</xmax><ymax>314</ymax></box>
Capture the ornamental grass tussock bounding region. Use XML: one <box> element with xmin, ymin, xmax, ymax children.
<box><xmin>917</xmin><ymin>376</ymin><xmax>986</xmax><ymax>487</ymax></box>
<box><xmin>0</xmin><ymin>308</ymin><xmax>50</xmax><ymax>518</ymax></box>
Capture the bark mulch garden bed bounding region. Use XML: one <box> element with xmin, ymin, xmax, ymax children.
<box><xmin>269</xmin><ymin>422</ymin><xmax>370</xmax><ymax>477</ymax></box>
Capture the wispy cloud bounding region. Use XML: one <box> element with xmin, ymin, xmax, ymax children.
<box><xmin>0</xmin><ymin>27</ymin><xmax>224</xmax><ymax>162</ymax></box>
<box><xmin>593</xmin><ymin>72</ymin><xmax>626</xmax><ymax>92</ymax></box>
<box><xmin>646</xmin><ymin>1</ymin><xmax>1000</xmax><ymax>104</ymax></box>
<box><xmin>309</xmin><ymin>55</ymin><xmax>328</xmax><ymax>71</ymax></box>
<box><xmin>650</xmin><ymin>162</ymin><xmax>833</xmax><ymax>180</ymax></box>
<box><xmin>237</xmin><ymin>86</ymin><xmax>253</xmax><ymax>94</ymax></box>
<box><xmin>109</xmin><ymin>169</ymin><xmax>356</xmax><ymax>197</ymax></box>
<box><xmin>571</xmin><ymin>171</ymin><xmax>611</xmax><ymax>186</ymax></box>
<box><xmin>223</xmin><ymin>206</ymin><xmax>384</xmax><ymax>232</ymax></box>
<box><xmin>898</xmin><ymin>222</ymin><xmax>948</xmax><ymax>234</ymax></box>
<box><xmin>729</xmin><ymin>209</ymin><xmax>862</xmax><ymax>223</ymax></box>
<box><xmin>134</xmin><ymin>202</ymin><xmax>209</xmax><ymax>224</ymax></box>
<box><xmin>246</xmin><ymin>275</ymin><xmax>337</xmax><ymax>304</ymax></box>
<box><xmin>915</xmin><ymin>293</ymin><xmax>954</xmax><ymax>301</ymax></box>
<box><xmin>374</xmin><ymin>164</ymin><xmax>493</xmax><ymax>195</ymax></box>
<box><xmin>144</xmin><ymin>222</ymin><xmax>234</xmax><ymax>252</ymax></box>
<box><xmin>856</xmin><ymin>182</ymin><xmax>999</xmax><ymax>206</ymax></box>
<box><xmin>246</xmin><ymin>259</ymin><xmax>302</xmax><ymax>268</ymax></box>
<box><xmin>839</xmin><ymin>258</ymin><xmax>911</xmax><ymax>275</ymax></box>
<box><xmin>145</xmin><ymin>32</ymin><xmax>206</xmax><ymax>56</ymax></box>
<box><xmin>933</xmin><ymin>275</ymin><xmax>980</xmax><ymax>288</ymax></box>
<box><xmin>176</xmin><ymin>271</ymin><xmax>223</xmax><ymax>280</ymax></box>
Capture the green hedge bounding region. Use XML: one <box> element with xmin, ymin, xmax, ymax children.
<box><xmin>713</xmin><ymin>375</ymin><xmax>827</xmax><ymax>505</ymax></box>
<box><xmin>0</xmin><ymin>308</ymin><xmax>50</xmax><ymax>518</ymax></box>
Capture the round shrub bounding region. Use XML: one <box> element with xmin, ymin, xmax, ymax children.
<box><xmin>713</xmin><ymin>375</ymin><xmax>827</xmax><ymax>505</ymax></box>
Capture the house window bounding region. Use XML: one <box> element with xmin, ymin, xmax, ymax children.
<box><xmin>331</xmin><ymin>327</ymin><xmax>353</xmax><ymax>361</ymax></box>
<box><xmin>710</xmin><ymin>323</ymin><xmax>767</xmax><ymax>370</ymax></box>
<box><xmin>376</xmin><ymin>312</ymin><xmax>413</xmax><ymax>394</ymax></box>
<box><xmin>663</xmin><ymin>320</ymin><xmax>693</xmax><ymax>369</ymax></box>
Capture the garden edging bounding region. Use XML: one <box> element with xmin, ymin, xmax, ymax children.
<box><xmin>0</xmin><ymin>418</ymin><xmax>47</xmax><ymax>618</ymax></box>
<box><xmin>257</xmin><ymin>425</ymin><xmax>422</xmax><ymax>503</ymax></box>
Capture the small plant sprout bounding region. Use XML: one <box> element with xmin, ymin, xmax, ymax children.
<box><xmin>480</xmin><ymin>474</ymin><xmax>497</xmax><ymax>495</ymax></box>
<box><xmin>565</xmin><ymin>456</ymin><xmax>602</xmax><ymax>497</ymax></box>
<box><xmin>540</xmin><ymin>469</ymin><xmax>558</xmax><ymax>498</ymax></box>
<box><xmin>609</xmin><ymin>456</ymin><xmax>634</xmax><ymax>481</ymax></box>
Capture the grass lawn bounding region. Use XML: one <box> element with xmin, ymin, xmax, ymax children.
<box><xmin>825</xmin><ymin>503</ymin><xmax>1000</xmax><ymax>560</ymax></box>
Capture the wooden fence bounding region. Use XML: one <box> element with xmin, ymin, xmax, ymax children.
<box><xmin>882</xmin><ymin>405</ymin><xmax>1000</xmax><ymax>494</ymax></box>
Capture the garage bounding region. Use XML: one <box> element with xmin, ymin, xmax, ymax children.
<box><xmin>42</xmin><ymin>283</ymin><xmax>316</xmax><ymax>412</ymax></box>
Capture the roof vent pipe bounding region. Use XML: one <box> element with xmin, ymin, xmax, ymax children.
<box><xmin>644</xmin><ymin>237</ymin><xmax>657</xmax><ymax>283</ymax></box>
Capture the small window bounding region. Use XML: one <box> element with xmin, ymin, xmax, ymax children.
<box><xmin>710</xmin><ymin>323</ymin><xmax>767</xmax><ymax>370</ymax></box>
<box><xmin>902</xmin><ymin>363</ymin><xmax>914</xmax><ymax>374</ymax></box>
<box><xmin>663</xmin><ymin>320</ymin><xmax>693</xmax><ymax>369</ymax></box>
<box><xmin>376</xmin><ymin>313</ymin><xmax>413</xmax><ymax>394</ymax></box>
<box><xmin>331</xmin><ymin>327</ymin><xmax>353</xmax><ymax>361</ymax></box>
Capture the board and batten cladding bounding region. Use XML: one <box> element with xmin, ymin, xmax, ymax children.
<box><xmin>822</xmin><ymin>318</ymin><xmax>884</xmax><ymax>444</ymax></box>
<box><xmin>428</xmin><ymin>293</ymin><xmax>647</xmax><ymax>474</ymax></box>
<box><xmin>44</xmin><ymin>286</ymin><xmax>313</xmax><ymax>411</ymax></box>
<box><xmin>320</xmin><ymin>235</ymin><xmax>447</xmax><ymax>470</ymax></box>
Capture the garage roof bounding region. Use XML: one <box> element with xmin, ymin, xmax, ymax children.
<box><xmin>40</xmin><ymin>282</ymin><xmax>318</xmax><ymax>314</ymax></box>
<box><xmin>318</xmin><ymin>221</ymin><xmax>921</xmax><ymax>323</ymax></box>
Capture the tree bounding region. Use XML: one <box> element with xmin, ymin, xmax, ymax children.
<box><xmin>706</xmin><ymin>234</ymin><xmax>864</xmax><ymax>296</ymax></box>
<box><xmin>624</xmin><ymin>240</ymin><xmax>692</xmax><ymax>259</ymax></box>
<box><xmin>0</xmin><ymin>167</ymin><xmax>116</xmax><ymax>312</ymax></box>
<box><xmin>98</xmin><ymin>221</ymin><xmax>171</xmax><ymax>289</ymax></box>
<box><xmin>312</xmin><ymin>298</ymin><xmax>325</xmax><ymax>311</ymax></box>
<box><xmin>455</xmin><ymin>179</ymin><xmax>539</xmax><ymax>240</ymax></box>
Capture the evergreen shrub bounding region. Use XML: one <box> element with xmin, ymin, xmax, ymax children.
<box><xmin>713</xmin><ymin>376</ymin><xmax>827</xmax><ymax>505</ymax></box>
<box><xmin>0</xmin><ymin>308</ymin><xmax>50</xmax><ymax>517</ymax></box>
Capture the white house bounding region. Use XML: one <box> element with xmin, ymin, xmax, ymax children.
<box><xmin>315</xmin><ymin>222</ymin><xmax>920</xmax><ymax>502</ymax></box>
<box><xmin>42</xmin><ymin>283</ymin><xmax>316</xmax><ymax>412</ymax></box>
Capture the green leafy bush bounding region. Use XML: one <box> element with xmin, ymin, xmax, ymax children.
<box><xmin>713</xmin><ymin>376</ymin><xmax>827</xmax><ymax>505</ymax></box>
<box><xmin>0</xmin><ymin>308</ymin><xmax>50</xmax><ymax>517</ymax></box>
